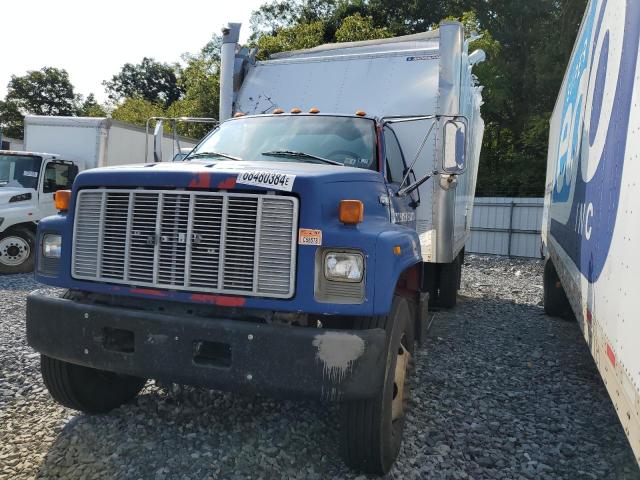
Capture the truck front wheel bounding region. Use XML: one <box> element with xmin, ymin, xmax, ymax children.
<box><xmin>0</xmin><ymin>227</ymin><xmax>35</xmax><ymax>274</ymax></box>
<box><xmin>341</xmin><ymin>296</ymin><xmax>415</xmax><ymax>474</ymax></box>
<box><xmin>40</xmin><ymin>355</ymin><xmax>147</xmax><ymax>414</ymax></box>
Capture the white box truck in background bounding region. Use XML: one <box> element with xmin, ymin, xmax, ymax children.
<box><xmin>0</xmin><ymin>117</ymin><xmax>199</xmax><ymax>274</ymax></box>
<box><xmin>542</xmin><ymin>0</ymin><xmax>640</xmax><ymax>464</ymax></box>
<box><xmin>24</xmin><ymin>116</ymin><xmax>198</xmax><ymax>168</ymax></box>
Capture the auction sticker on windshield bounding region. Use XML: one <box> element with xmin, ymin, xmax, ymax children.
<box><xmin>236</xmin><ymin>171</ymin><xmax>296</xmax><ymax>191</ymax></box>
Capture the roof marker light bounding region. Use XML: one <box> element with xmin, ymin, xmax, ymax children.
<box><xmin>273</xmin><ymin>108</ymin><xmax>284</xmax><ymax>114</ymax></box>
<box><xmin>234</xmin><ymin>112</ymin><xmax>246</xmax><ymax>118</ymax></box>
<box><xmin>290</xmin><ymin>107</ymin><xmax>302</xmax><ymax>114</ymax></box>
<box><xmin>309</xmin><ymin>107</ymin><xmax>320</xmax><ymax>114</ymax></box>
<box><xmin>355</xmin><ymin>110</ymin><xmax>366</xmax><ymax>117</ymax></box>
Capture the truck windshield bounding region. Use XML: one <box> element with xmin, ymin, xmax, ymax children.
<box><xmin>189</xmin><ymin>115</ymin><xmax>377</xmax><ymax>169</ymax></box>
<box><xmin>0</xmin><ymin>155</ymin><xmax>42</xmax><ymax>189</ymax></box>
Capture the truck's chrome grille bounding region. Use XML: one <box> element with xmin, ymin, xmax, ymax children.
<box><xmin>72</xmin><ymin>189</ymin><xmax>298</xmax><ymax>298</ymax></box>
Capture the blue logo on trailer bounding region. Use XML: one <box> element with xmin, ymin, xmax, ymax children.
<box><xmin>550</xmin><ymin>0</ymin><xmax>640</xmax><ymax>282</ymax></box>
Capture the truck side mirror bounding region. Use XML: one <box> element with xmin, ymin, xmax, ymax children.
<box><xmin>153</xmin><ymin>120</ymin><xmax>163</xmax><ymax>163</ymax></box>
<box><xmin>442</xmin><ymin>120</ymin><xmax>466</xmax><ymax>174</ymax></box>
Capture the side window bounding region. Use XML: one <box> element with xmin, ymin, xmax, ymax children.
<box><xmin>384</xmin><ymin>128</ymin><xmax>405</xmax><ymax>183</ymax></box>
<box><xmin>42</xmin><ymin>163</ymin><xmax>78</xmax><ymax>193</ymax></box>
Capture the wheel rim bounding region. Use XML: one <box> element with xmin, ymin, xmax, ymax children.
<box><xmin>0</xmin><ymin>236</ymin><xmax>31</xmax><ymax>266</ymax></box>
<box><xmin>391</xmin><ymin>339</ymin><xmax>411</xmax><ymax>422</ymax></box>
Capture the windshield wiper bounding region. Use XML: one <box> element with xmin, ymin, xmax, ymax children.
<box><xmin>188</xmin><ymin>151</ymin><xmax>243</xmax><ymax>161</ymax></box>
<box><xmin>261</xmin><ymin>150</ymin><xmax>343</xmax><ymax>166</ymax></box>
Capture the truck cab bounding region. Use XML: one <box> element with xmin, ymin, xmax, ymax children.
<box><xmin>25</xmin><ymin>23</ymin><xmax>484</xmax><ymax>475</ymax></box>
<box><xmin>0</xmin><ymin>150</ymin><xmax>78</xmax><ymax>273</ymax></box>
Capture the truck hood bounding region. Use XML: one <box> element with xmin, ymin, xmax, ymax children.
<box><xmin>73</xmin><ymin>160</ymin><xmax>384</xmax><ymax>192</ymax></box>
<box><xmin>0</xmin><ymin>187</ymin><xmax>36</xmax><ymax>206</ymax></box>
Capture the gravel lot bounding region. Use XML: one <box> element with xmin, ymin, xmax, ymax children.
<box><xmin>1</xmin><ymin>255</ymin><xmax>639</xmax><ymax>479</ymax></box>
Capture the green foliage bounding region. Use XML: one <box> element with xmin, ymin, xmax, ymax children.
<box><xmin>111</xmin><ymin>98</ymin><xmax>164</xmax><ymax>127</ymax></box>
<box><xmin>335</xmin><ymin>13</ymin><xmax>391</xmax><ymax>42</ymax></box>
<box><xmin>6</xmin><ymin>67</ymin><xmax>79</xmax><ymax>116</ymax></box>
<box><xmin>103</xmin><ymin>57</ymin><xmax>183</xmax><ymax>108</ymax></box>
<box><xmin>256</xmin><ymin>21</ymin><xmax>326</xmax><ymax>58</ymax></box>
<box><xmin>172</xmin><ymin>34</ymin><xmax>222</xmax><ymax>137</ymax></box>
<box><xmin>0</xmin><ymin>100</ymin><xmax>24</xmax><ymax>139</ymax></box>
<box><xmin>78</xmin><ymin>93</ymin><xmax>107</xmax><ymax>117</ymax></box>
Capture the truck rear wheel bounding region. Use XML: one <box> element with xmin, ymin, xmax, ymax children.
<box><xmin>341</xmin><ymin>296</ymin><xmax>415</xmax><ymax>474</ymax></box>
<box><xmin>543</xmin><ymin>258</ymin><xmax>574</xmax><ymax>320</ymax></box>
<box><xmin>40</xmin><ymin>355</ymin><xmax>146</xmax><ymax>414</ymax></box>
<box><xmin>0</xmin><ymin>227</ymin><xmax>35</xmax><ymax>274</ymax></box>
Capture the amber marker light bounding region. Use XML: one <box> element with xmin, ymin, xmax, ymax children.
<box><xmin>339</xmin><ymin>200</ymin><xmax>364</xmax><ymax>224</ymax></box>
<box><xmin>273</xmin><ymin>108</ymin><xmax>284</xmax><ymax>114</ymax></box>
<box><xmin>290</xmin><ymin>107</ymin><xmax>302</xmax><ymax>114</ymax></box>
<box><xmin>393</xmin><ymin>246</ymin><xmax>402</xmax><ymax>255</ymax></box>
<box><xmin>54</xmin><ymin>190</ymin><xmax>71</xmax><ymax>212</ymax></box>
<box><xmin>309</xmin><ymin>107</ymin><xmax>320</xmax><ymax>114</ymax></box>
<box><xmin>234</xmin><ymin>112</ymin><xmax>246</xmax><ymax>117</ymax></box>
<box><xmin>355</xmin><ymin>110</ymin><xmax>366</xmax><ymax>116</ymax></box>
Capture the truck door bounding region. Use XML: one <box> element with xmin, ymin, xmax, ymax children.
<box><xmin>383</xmin><ymin>126</ymin><xmax>418</xmax><ymax>228</ymax></box>
<box><xmin>39</xmin><ymin>161</ymin><xmax>78</xmax><ymax>216</ymax></box>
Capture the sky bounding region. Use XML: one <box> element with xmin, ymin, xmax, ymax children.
<box><xmin>0</xmin><ymin>0</ymin><xmax>264</xmax><ymax>103</ymax></box>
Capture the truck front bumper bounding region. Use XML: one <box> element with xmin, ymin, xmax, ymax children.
<box><xmin>26</xmin><ymin>291</ymin><xmax>387</xmax><ymax>401</ymax></box>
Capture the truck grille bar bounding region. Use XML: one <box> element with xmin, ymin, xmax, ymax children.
<box><xmin>72</xmin><ymin>189</ymin><xmax>298</xmax><ymax>298</ymax></box>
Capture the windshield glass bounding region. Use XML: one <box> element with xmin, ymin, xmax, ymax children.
<box><xmin>189</xmin><ymin>115</ymin><xmax>377</xmax><ymax>169</ymax></box>
<box><xmin>0</xmin><ymin>155</ymin><xmax>42</xmax><ymax>189</ymax></box>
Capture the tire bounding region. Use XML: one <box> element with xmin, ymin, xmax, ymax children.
<box><xmin>40</xmin><ymin>355</ymin><xmax>146</xmax><ymax>414</ymax></box>
<box><xmin>0</xmin><ymin>227</ymin><xmax>35</xmax><ymax>274</ymax></box>
<box><xmin>543</xmin><ymin>259</ymin><xmax>574</xmax><ymax>320</ymax></box>
<box><xmin>342</xmin><ymin>296</ymin><xmax>415</xmax><ymax>474</ymax></box>
<box><xmin>437</xmin><ymin>255</ymin><xmax>460</xmax><ymax>308</ymax></box>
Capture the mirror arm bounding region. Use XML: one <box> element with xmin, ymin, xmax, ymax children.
<box><xmin>398</xmin><ymin>121</ymin><xmax>437</xmax><ymax>191</ymax></box>
<box><xmin>397</xmin><ymin>171</ymin><xmax>439</xmax><ymax>197</ymax></box>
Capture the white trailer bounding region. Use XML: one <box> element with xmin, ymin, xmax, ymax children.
<box><xmin>222</xmin><ymin>22</ymin><xmax>485</xmax><ymax>306</ymax></box>
<box><xmin>24</xmin><ymin>116</ymin><xmax>198</xmax><ymax>169</ymax></box>
<box><xmin>542</xmin><ymin>0</ymin><xmax>640</xmax><ymax>464</ymax></box>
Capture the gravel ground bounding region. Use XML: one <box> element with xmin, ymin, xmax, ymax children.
<box><xmin>1</xmin><ymin>255</ymin><xmax>639</xmax><ymax>479</ymax></box>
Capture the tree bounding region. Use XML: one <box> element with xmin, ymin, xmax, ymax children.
<box><xmin>256</xmin><ymin>21</ymin><xmax>326</xmax><ymax>58</ymax></box>
<box><xmin>6</xmin><ymin>67</ymin><xmax>79</xmax><ymax>116</ymax></box>
<box><xmin>103</xmin><ymin>58</ymin><xmax>183</xmax><ymax>108</ymax></box>
<box><xmin>78</xmin><ymin>93</ymin><xmax>107</xmax><ymax>117</ymax></box>
<box><xmin>0</xmin><ymin>100</ymin><xmax>24</xmax><ymax>139</ymax></box>
<box><xmin>111</xmin><ymin>98</ymin><xmax>164</xmax><ymax>127</ymax></box>
<box><xmin>172</xmin><ymin>34</ymin><xmax>223</xmax><ymax>138</ymax></box>
<box><xmin>335</xmin><ymin>13</ymin><xmax>391</xmax><ymax>42</ymax></box>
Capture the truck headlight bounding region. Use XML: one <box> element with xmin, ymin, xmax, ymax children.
<box><xmin>43</xmin><ymin>234</ymin><xmax>62</xmax><ymax>258</ymax></box>
<box><xmin>324</xmin><ymin>251</ymin><xmax>364</xmax><ymax>282</ymax></box>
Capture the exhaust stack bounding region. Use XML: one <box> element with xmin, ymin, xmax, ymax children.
<box><xmin>219</xmin><ymin>23</ymin><xmax>242</xmax><ymax>122</ymax></box>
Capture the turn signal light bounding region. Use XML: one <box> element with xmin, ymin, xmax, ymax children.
<box><xmin>339</xmin><ymin>200</ymin><xmax>364</xmax><ymax>224</ymax></box>
<box><xmin>54</xmin><ymin>190</ymin><xmax>71</xmax><ymax>212</ymax></box>
<box><xmin>290</xmin><ymin>107</ymin><xmax>302</xmax><ymax>114</ymax></box>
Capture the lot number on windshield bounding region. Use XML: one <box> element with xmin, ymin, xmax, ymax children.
<box><xmin>236</xmin><ymin>171</ymin><xmax>296</xmax><ymax>191</ymax></box>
